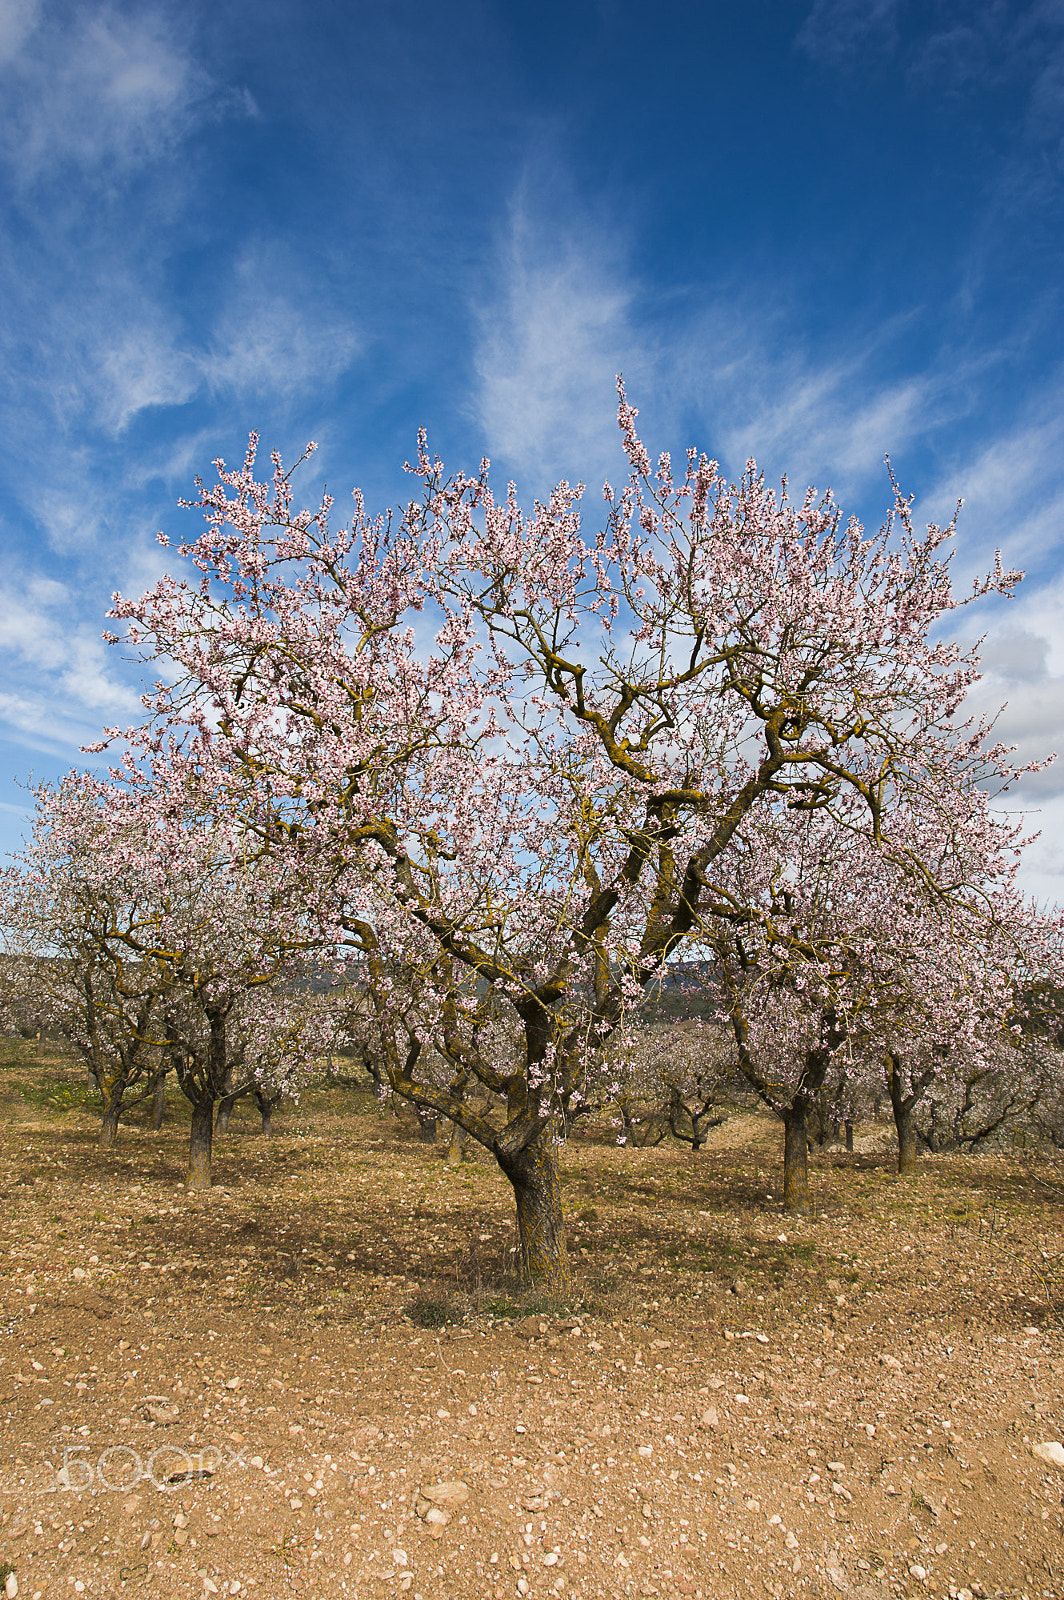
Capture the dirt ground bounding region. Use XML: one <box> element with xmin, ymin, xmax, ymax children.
<box><xmin>1</xmin><ymin>1045</ymin><xmax>1063</xmax><ymax>1600</ymax></box>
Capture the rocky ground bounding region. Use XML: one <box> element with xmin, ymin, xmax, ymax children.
<box><xmin>1</xmin><ymin>1046</ymin><xmax>1063</xmax><ymax>1600</ymax></box>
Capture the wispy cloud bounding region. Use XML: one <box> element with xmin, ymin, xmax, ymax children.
<box><xmin>795</xmin><ymin>0</ymin><xmax>900</xmax><ymax>68</ymax></box>
<box><xmin>0</xmin><ymin>569</ymin><xmax>139</xmax><ymax>731</ymax></box>
<box><xmin>204</xmin><ymin>243</ymin><xmax>362</xmax><ymax>400</ymax></box>
<box><xmin>0</xmin><ymin>0</ymin><xmax>41</xmax><ymax>65</ymax></box>
<box><xmin>474</xmin><ymin>194</ymin><xmax>957</xmax><ymax>509</ymax></box>
<box><xmin>0</xmin><ymin>2</ymin><xmax>253</xmax><ymax>184</ymax></box>
<box><xmin>473</xmin><ymin>191</ymin><xmax>649</xmax><ymax>486</ymax></box>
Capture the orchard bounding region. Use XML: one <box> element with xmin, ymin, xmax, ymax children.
<box><xmin>4</xmin><ymin>385</ymin><xmax>1063</xmax><ymax>1260</ymax></box>
<box><xmin>2</xmin><ymin>395</ymin><xmax>1064</xmax><ymax>1600</ymax></box>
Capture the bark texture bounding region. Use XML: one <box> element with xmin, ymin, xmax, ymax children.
<box><xmin>501</xmin><ymin>1131</ymin><xmax>569</xmax><ymax>1296</ymax></box>
<box><xmin>887</xmin><ymin>1051</ymin><xmax>926</xmax><ymax>1176</ymax></box>
<box><xmin>782</xmin><ymin>1103</ymin><xmax>811</xmax><ymax>1216</ymax></box>
<box><xmin>255</xmin><ymin>1089</ymin><xmax>279</xmax><ymax>1136</ymax></box>
<box><xmin>187</xmin><ymin>1099</ymin><xmax>215</xmax><ymax>1190</ymax></box>
<box><xmin>895</xmin><ymin>1101</ymin><xmax>918</xmax><ymax>1174</ymax></box>
<box><xmin>150</xmin><ymin>1070</ymin><xmax>167</xmax><ymax>1131</ymax></box>
<box><xmin>97</xmin><ymin>1084</ymin><xmax>124</xmax><ymax>1151</ymax></box>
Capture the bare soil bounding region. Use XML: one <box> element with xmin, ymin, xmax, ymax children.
<box><xmin>1</xmin><ymin>1043</ymin><xmax>1063</xmax><ymax>1600</ymax></box>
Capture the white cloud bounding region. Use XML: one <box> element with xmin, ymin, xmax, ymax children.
<box><xmin>96</xmin><ymin>323</ymin><xmax>201</xmax><ymax>433</ymax></box>
<box><xmin>0</xmin><ymin>0</ymin><xmax>41</xmax><ymax>64</ymax></box>
<box><xmin>693</xmin><ymin>337</ymin><xmax>936</xmax><ymax>497</ymax></box>
<box><xmin>0</xmin><ymin>571</ymin><xmax>140</xmax><ymax>756</ymax></box>
<box><xmin>205</xmin><ymin>245</ymin><xmax>362</xmax><ymax>400</ymax></box>
<box><xmin>995</xmin><ymin>790</ymin><xmax>1064</xmax><ymax>909</ymax></box>
<box><xmin>794</xmin><ymin>0</ymin><xmax>900</xmax><ymax>68</ymax></box>
<box><xmin>0</xmin><ymin>4</ymin><xmax>231</xmax><ymax>183</ymax></box>
<box><xmin>473</xmin><ymin>194</ymin><xmax>652</xmax><ymax>486</ymax></box>
<box><xmin>473</xmin><ymin>185</ymin><xmax>972</xmax><ymax>508</ymax></box>
<box><xmin>921</xmin><ymin>410</ymin><xmax>1064</xmax><ymax>576</ymax></box>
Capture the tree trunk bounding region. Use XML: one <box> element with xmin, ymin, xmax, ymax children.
<box><xmin>814</xmin><ymin>1083</ymin><xmax>828</xmax><ymax>1147</ymax></box>
<box><xmin>886</xmin><ymin>1053</ymin><xmax>921</xmax><ymax>1176</ymax></box>
<box><xmin>150</xmin><ymin>1070</ymin><xmax>167</xmax><ymax>1131</ymax></box>
<box><xmin>446</xmin><ymin>1118</ymin><xmax>468</xmax><ymax>1167</ymax></box>
<box><xmin>216</xmin><ymin>1092</ymin><xmax>237</xmax><ymax>1133</ymax></box>
<box><xmin>255</xmin><ymin>1089</ymin><xmax>278</xmax><ymax>1136</ymax></box>
<box><xmin>782</xmin><ymin>1104</ymin><xmax>811</xmax><ymax>1217</ymax></box>
<box><xmin>501</xmin><ymin>1132</ymin><xmax>569</xmax><ymax>1296</ymax></box>
<box><xmin>98</xmin><ymin>1082</ymin><xmax>124</xmax><ymax>1151</ymax></box>
<box><xmin>895</xmin><ymin>1099</ymin><xmax>918</xmax><ymax>1175</ymax></box>
<box><xmin>187</xmin><ymin>1099</ymin><xmax>214</xmax><ymax>1190</ymax></box>
<box><xmin>416</xmin><ymin>1107</ymin><xmax>437</xmax><ymax>1144</ymax></box>
<box><xmin>845</xmin><ymin>1118</ymin><xmax>854</xmax><ymax>1153</ymax></box>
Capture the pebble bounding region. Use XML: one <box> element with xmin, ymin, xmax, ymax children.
<box><xmin>417</xmin><ymin>1480</ymin><xmax>470</xmax><ymax>1511</ymax></box>
<box><xmin>4</xmin><ymin>1574</ymin><xmax>17</xmax><ymax>1599</ymax></box>
<box><xmin>699</xmin><ymin>1406</ymin><xmax>719</xmax><ymax>1429</ymax></box>
<box><xmin>730</xmin><ymin>1276</ymin><xmax>746</xmax><ymax>1296</ymax></box>
<box><xmin>1031</xmin><ymin>1440</ymin><xmax>1064</xmax><ymax>1468</ymax></box>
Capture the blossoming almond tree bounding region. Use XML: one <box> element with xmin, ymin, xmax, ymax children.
<box><xmin>12</xmin><ymin>769</ymin><xmax>335</xmax><ymax>1186</ymax></box>
<box><xmin>0</xmin><ymin>778</ymin><xmax>172</xmax><ymax>1150</ymax></box>
<box><xmin>103</xmin><ymin>388</ymin><xmax>1043</xmax><ymax>1287</ymax></box>
<box><xmin>702</xmin><ymin>803</ymin><xmax>1063</xmax><ymax>1210</ymax></box>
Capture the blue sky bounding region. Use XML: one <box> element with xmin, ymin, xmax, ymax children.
<box><xmin>1</xmin><ymin>0</ymin><xmax>1063</xmax><ymax>902</ymax></box>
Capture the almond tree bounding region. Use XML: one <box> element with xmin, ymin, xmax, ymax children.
<box><xmin>10</xmin><ymin>770</ymin><xmax>334</xmax><ymax>1186</ymax></box>
<box><xmin>702</xmin><ymin>805</ymin><xmax>1062</xmax><ymax>1209</ymax></box>
<box><xmin>103</xmin><ymin>389</ymin><xmax>1042</xmax><ymax>1288</ymax></box>
<box><xmin>0</xmin><ymin>780</ymin><xmax>170</xmax><ymax>1150</ymax></box>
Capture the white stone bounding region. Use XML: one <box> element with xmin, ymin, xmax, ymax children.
<box><xmin>1032</xmin><ymin>1441</ymin><xmax>1064</xmax><ymax>1467</ymax></box>
<box><xmin>909</xmin><ymin>1565</ymin><xmax>927</xmax><ymax>1581</ymax></box>
<box><xmin>5</xmin><ymin>1574</ymin><xmax>18</xmax><ymax>1599</ymax></box>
